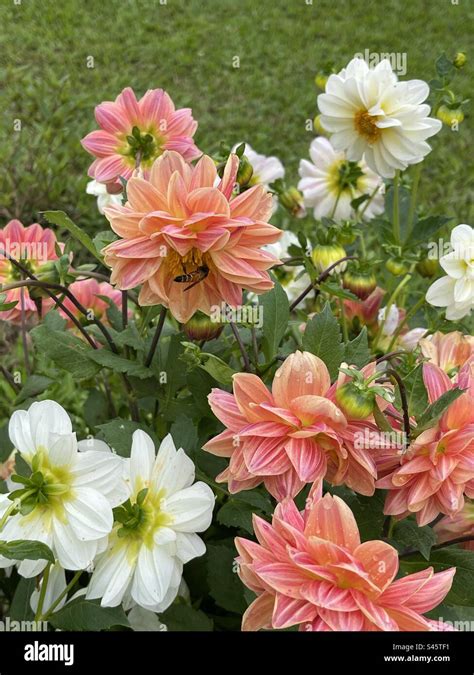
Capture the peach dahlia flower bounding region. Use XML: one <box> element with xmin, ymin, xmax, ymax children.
<box><xmin>102</xmin><ymin>151</ymin><xmax>282</xmax><ymax>323</ymax></box>
<box><xmin>420</xmin><ymin>331</ymin><xmax>474</xmax><ymax>376</ymax></box>
<box><xmin>377</xmin><ymin>359</ymin><xmax>474</xmax><ymax>525</ymax></box>
<box><xmin>81</xmin><ymin>87</ymin><xmax>200</xmax><ymax>183</ymax></box>
<box><xmin>0</xmin><ymin>220</ymin><xmax>60</xmax><ymax>323</ymax></box>
<box><xmin>204</xmin><ymin>351</ymin><xmax>386</xmax><ymax>501</ymax></box>
<box><xmin>236</xmin><ymin>493</ymin><xmax>455</xmax><ymax>631</ymax></box>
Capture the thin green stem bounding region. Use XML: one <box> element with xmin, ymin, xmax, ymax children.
<box><xmin>406</xmin><ymin>163</ymin><xmax>422</xmax><ymax>236</ymax></box>
<box><xmin>34</xmin><ymin>563</ymin><xmax>51</xmax><ymax>622</ymax></box>
<box><xmin>392</xmin><ymin>170</ymin><xmax>401</xmax><ymax>244</ymax></box>
<box><xmin>41</xmin><ymin>570</ymin><xmax>83</xmax><ymax>621</ymax></box>
<box><xmin>0</xmin><ymin>499</ymin><xmax>21</xmax><ymax>531</ymax></box>
<box><xmin>358</xmin><ymin>231</ymin><xmax>367</xmax><ymax>258</ymax></box>
<box><xmin>339</xmin><ymin>298</ymin><xmax>348</xmax><ymax>341</ymax></box>
<box><xmin>359</xmin><ymin>184</ymin><xmax>382</xmax><ymax>220</ymax></box>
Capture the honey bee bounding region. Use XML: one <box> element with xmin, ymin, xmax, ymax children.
<box><xmin>174</xmin><ymin>265</ymin><xmax>209</xmax><ymax>291</ymax></box>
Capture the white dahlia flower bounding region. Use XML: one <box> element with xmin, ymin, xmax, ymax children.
<box><xmin>298</xmin><ymin>137</ymin><xmax>384</xmax><ymax>221</ymax></box>
<box><xmin>86</xmin><ymin>431</ymin><xmax>214</xmax><ymax>613</ymax></box>
<box><xmin>318</xmin><ymin>58</ymin><xmax>441</xmax><ymax>178</ymax></box>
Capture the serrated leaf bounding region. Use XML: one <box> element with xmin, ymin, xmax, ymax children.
<box><xmin>199</xmin><ymin>353</ymin><xmax>235</xmax><ymax>386</ymax></box>
<box><xmin>415</xmin><ymin>387</ymin><xmax>465</xmax><ymax>433</ymax></box>
<box><xmin>87</xmin><ymin>349</ymin><xmax>154</xmax><ymax>379</ymax></box>
<box><xmin>14</xmin><ymin>375</ymin><xmax>53</xmax><ymax>405</ymax></box>
<box><xmin>42</xmin><ymin>210</ymin><xmax>103</xmax><ymax>263</ymax></box>
<box><xmin>49</xmin><ymin>598</ymin><xmax>129</xmax><ymax>631</ymax></box>
<box><xmin>402</xmin><ymin>363</ymin><xmax>429</xmax><ymax>418</ymax></box>
<box><xmin>0</xmin><ymin>540</ymin><xmax>55</xmax><ymax>564</ymax></box>
<box><xmin>392</xmin><ymin>520</ymin><xmax>436</xmax><ymax>560</ymax></box>
<box><xmin>170</xmin><ymin>413</ymin><xmax>198</xmax><ymax>454</ymax></box>
<box><xmin>217</xmin><ymin>500</ymin><xmax>257</xmax><ymax>534</ymax></box>
<box><xmin>319</xmin><ymin>281</ymin><xmax>358</xmax><ymax>301</ymax></box>
<box><xmin>302</xmin><ymin>302</ymin><xmax>344</xmax><ymax>379</ymax></box>
<box><xmin>160</xmin><ymin>603</ymin><xmax>213</xmax><ymax>631</ymax></box>
<box><xmin>96</xmin><ymin>418</ymin><xmax>159</xmax><ymax>457</ymax></box>
<box><xmin>207</xmin><ymin>542</ymin><xmax>247</xmax><ymax>614</ymax></box>
<box><xmin>344</xmin><ymin>327</ymin><xmax>370</xmax><ymax>368</ymax></box>
<box><xmin>9</xmin><ymin>577</ymin><xmax>36</xmax><ymax>621</ymax></box>
<box><xmin>260</xmin><ymin>282</ymin><xmax>290</xmax><ymax>361</ymax></box>
<box><xmin>31</xmin><ymin>324</ymin><xmax>101</xmax><ymax>380</ymax></box>
<box><xmin>407</xmin><ymin>215</ymin><xmax>452</xmax><ymax>247</ymax></box>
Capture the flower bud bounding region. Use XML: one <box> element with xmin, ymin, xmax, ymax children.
<box><xmin>183</xmin><ymin>311</ymin><xmax>224</xmax><ymax>341</ymax></box>
<box><xmin>416</xmin><ymin>257</ymin><xmax>439</xmax><ymax>278</ymax></box>
<box><xmin>453</xmin><ymin>52</ymin><xmax>467</xmax><ymax>69</ymax></box>
<box><xmin>437</xmin><ymin>105</ymin><xmax>464</xmax><ymax>126</ymax></box>
<box><xmin>342</xmin><ymin>269</ymin><xmax>377</xmax><ymax>300</ymax></box>
<box><xmin>385</xmin><ymin>258</ymin><xmax>408</xmax><ymax>276</ymax></box>
<box><xmin>279</xmin><ymin>187</ymin><xmax>306</xmax><ymax>218</ymax></box>
<box><xmin>236</xmin><ymin>156</ymin><xmax>254</xmax><ymax>188</ymax></box>
<box><xmin>313</xmin><ymin>114</ymin><xmax>330</xmax><ymax>137</ymax></box>
<box><xmin>335</xmin><ymin>381</ymin><xmax>376</xmax><ymax>420</ymax></box>
<box><xmin>314</xmin><ymin>73</ymin><xmax>328</xmax><ymax>90</ymax></box>
<box><xmin>312</xmin><ymin>244</ymin><xmax>347</xmax><ymax>274</ymax></box>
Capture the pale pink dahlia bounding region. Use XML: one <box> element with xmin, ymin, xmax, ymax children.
<box><xmin>102</xmin><ymin>151</ymin><xmax>281</xmax><ymax>323</ymax></box>
<box><xmin>420</xmin><ymin>331</ymin><xmax>474</xmax><ymax>376</ymax></box>
<box><xmin>81</xmin><ymin>87</ymin><xmax>201</xmax><ymax>183</ymax></box>
<box><xmin>0</xmin><ymin>220</ymin><xmax>60</xmax><ymax>323</ymax></box>
<box><xmin>204</xmin><ymin>351</ymin><xmax>386</xmax><ymax>501</ymax></box>
<box><xmin>59</xmin><ymin>279</ymin><xmax>130</xmax><ymax>327</ymax></box>
<box><xmin>377</xmin><ymin>359</ymin><xmax>474</xmax><ymax>525</ymax></box>
<box><xmin>236</xmin><ymin>493</ymin><xmax>455</xmax><ymax>631</ymax></box>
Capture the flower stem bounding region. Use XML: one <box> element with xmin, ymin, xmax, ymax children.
<box><xmin>0</xmin><ymin>499</ymin><xmax>20</xmax><ymax>531</ymax></box>
<box><xmin>230</xmin><ymin>321</ymin><xmax>251</xmax><ymax>372</ymax></box>
<box><xmin>392</xmin><ymin>170</ymin><xmax>401</xmax><ymax>244</ymax></box>
<box><xmin>34</xmin><ymin>563</ymin><xmax>51</xmax><ymax>622</ymax></box>
<box><xmin>339</xmin><ymin>298</ymin><xmax>348</xmax><ymax>341</ymax></box>
<box><xmin>386</xmin><ymin>368</ymin><xmax>411</xmax><ymax>450</ymax></box>
<box><xmin>19</xmin><ymin>287</ymin><xmax>31</xmax><ymax>375</ymax></box>
<box><xmin>144</xmin><ymin>306</ymin><xmax>167</xmax><ymax>367</ymax></box>
<box><xmin>406</xmin><ymin>163</ymin><xmax>422</xmax><ymax>237</ymax></box>
<box><xmin>289</xmin><ymin>256</ymin><xmax>357</xmax><ymax>311</ymax></box>
<box><xmin>41</xmin><ymin>570</ymin><xmax>83</xmax><ymax>621</ymax></box>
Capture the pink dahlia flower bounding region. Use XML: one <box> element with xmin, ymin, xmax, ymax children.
<box><xmin>420</xmin><ymin>331</ymin><xmax>474</xmax><ymax>376</ymax></box>
<box><xmin>0</xmin><ymin>219</ymin><xmax>60</xmax><ymax>323</ymax></box>
<box><xmin>434</xmin><ymin>501</ymin><xmax>474</xmax><ymax>551</ymax></box>
<box><xmin>81</xmin><ymin>87</ymin><xmax>201</xmax><ymax>183</ymax></box>
<box><xmin>102</xmin><ymin>151</ymin><xmax>281</xmax><ymax>323</ymax></box>
<box><xmin>377</xmin><ymin>359</ymin><xmax>474</xmax><ymax>525</ymax></box>
<box><xmin>204</xmin><ymin>351</ymin><xmax>387</xmax><ymax>501</ymax></box>
<box><xmin>236</xmin><ymin>493</ymin><xmax>455</xmax><ymax>631</ymax></box>
<box><xmin>59</xmin><ymin>278</ymin><xmax>130</xmax><ymax>327</ymax></box>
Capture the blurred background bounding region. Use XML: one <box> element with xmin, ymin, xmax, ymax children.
<box><xmin>0</xmin><ymin>0</ymin><xmax>472</xmax><ymax>233</ymax></box>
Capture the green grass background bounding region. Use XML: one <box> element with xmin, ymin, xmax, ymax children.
<box><xmin>1</xmin><ymin>0</ymin><xmax>472</xmax><ymax>233</ymax></box>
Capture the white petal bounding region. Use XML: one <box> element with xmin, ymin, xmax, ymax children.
<box><xmin>52</xmin><ymin>517</ymin><xmax>99</xmax><ymax>571</ymax></box>
<box><xmin>71</xmin><ymin>451</ymin><xmax>129</xmax><ymax>507</ymax></box>
<box><xmin>49</xmin><ymin>434</ymin><xmax>77</xmax><ymax>467</ymax></box>
<box><xmin>130</xmin><ymin>430</ymin><xmax>156</xmax><ymax>494</ymax></box>
<box><xmin>175</xmin><ymin>532</ymin><xmax>206</xmax><ymax>563</ymax></box>
<box><xmin>165</xmin><ymin>482</ymin><xmax>215</xmax><ymax>533</ymax></box>
<box><xmin>65</xmin><ymin>487</ymin><xmax>113</xmax><ymax>540</ymax></box>
<box><xmin>87</xmin><ymin>541</ymin><xmax>135</xmax><ymax>607</ymax></box>
<box><xmin>426</xmin><ymin>276</ymin><xmax>456</xmax><ymax>307</ymax></box>
<box><xmin>151</xmin><ymin>435</ymin><xmax>195</xmax><ymax>495</ymax></box>
<box><xmin>131</xmin><ymin>545</ymin><xmax>174</xmax><ymax>607</ymax></box>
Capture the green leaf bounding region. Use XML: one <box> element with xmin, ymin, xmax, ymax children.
<box><xmin>319</xmin><ymin>281</ymin><xmax>358</xmax><ymax>301</ymax></box>
<box><xmin>83</xmin><ymin>389</ymin><xmax>109</xmax><ymax>429</ymax></box>
<box><xmin>302</xmin><ymin>302</ymin><xmax>344</xmax><ymax>379</ymax></box>
<box><xmin>43</xmin><ymin>210</ymin><xmax>103</xmax><ymax>262</ymax></box>
<box><xmin>42</xmin><ymin>309</ymin><xmax>67</xmax><ymax>331</ymax></box>
<box><xmin>49</xmin><ymin>598</ymin><xmax>129</xmax><ymax>631</ymax></box>
<box><xmin>96</xmin><ymin>418</ymin><xmax>160</xmax><ymax>457</ymax></box>
<box><xmin>9</xmin><ymin>577</ymin><xmax>36</xmax><ymax>621</ymax></box>
<box><xmin>160</xmin><ymin>603</ymin><xmax>213</xmax><ymax>631</ymax></box>
<box><xmin>0</xmin><ymin>540</ymin><xmax>55</xmax><ymax>564</ymax></box>
<box><xmin>392</xmin><ymin>520</ymin><xmax>436</xmax><ymax>560</ymax></box>
<box><xmin>400</xmin><ymin>548</ymin><xmax>474</xmax><ymax>606</ymax></box>
<box><xmin>14</xmin><ymin>375</ymin><xmax>53</xmax><ymax>405</ymax></box>
<box><xmin>344</xmin><ymin>328</ymin><xmax>370</xmax><ymax>368</ymax></box>
<box><xmin>0</xmin><ymin>424</ymin><xmax>14</xmax><ymax>463</ymax></box>
<box><xmin>207</xmin><ymin>542</ymin><xmax>247</xmax><ymax>614</ymax></box>
<box><xmin>407</xmin><ymin>215</ymin><xmax>452</xmax><ymax>247</ymax></box>
<box><xmin>217</xmin><ymin>500</ymin><xmax>257</xmax><ymax>534</ymax></box>
<box><xmin>402</xmin><ymin>363</ymin><xmax>429</xmax><ymax>418</ymax></box>
<box><xmin>170</xmin><ymin>414</ymin><xmax>198</xmax><ymax>454</ymax></box>
<box><xmin>0</xmin><ymin>292</ymin><xmax>18</xmax><ymax>311</ymax></box>
<box><xmin>260</xmin><ymin>282</ymin><xmax>290</xmax><ymax>361</ymax></box>
<box><xmin>415</xmin><ymin>387</ymin><xmax>465</xmax><ymax>433</ymax></box>
<box><xmin>199</xmin><ymin>353</ymin><xmax>236</xmax><ymax>386</ymax></box>
<box><xmin>86</xmin><ymin>349</ymin><xmax>154</xmax><ymax>379</ymax></box>
<box><xmin>92</xmin><ymin>230</ymin><xmax>118</xmax><ymax>255</ymax></box>
<box><xmin>435</xmin><ymin>53</ymin><xmax>455</xmax><ymax>79</ymax></box>
<box><xmin>31</xmin><ymin>324</ymin><xmax>101</xmax><ymax>380</ymax></box>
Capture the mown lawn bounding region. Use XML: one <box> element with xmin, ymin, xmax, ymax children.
<box><xmin>0</xmin><ymin>0</ymin><xmax>472</xmax><ymax>232</ymax></box>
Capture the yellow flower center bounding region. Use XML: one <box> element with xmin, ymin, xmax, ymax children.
<box><xmin>354</xmin><ymin>110</ymin><xmax>381</xmax><ymax>144</ymax></box>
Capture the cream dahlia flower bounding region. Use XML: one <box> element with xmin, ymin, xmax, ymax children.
<box><xmin>318</xmin><ymin>58</ymin><xmax>441</xmax><ymax>178</ymax></box>
<box><xmin>298</xmin><ymin>137</ymin><xmax>384</xmax><ymax>221</ymax></box>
